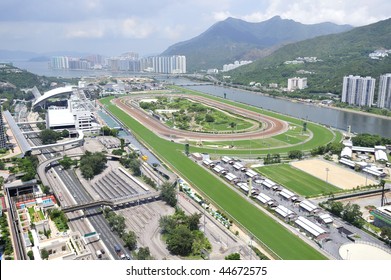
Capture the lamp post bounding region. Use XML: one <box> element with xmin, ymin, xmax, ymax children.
<box><xmin>325</xmin><ymin>168</ymin><xmax>329</xmax><ymax>183</ymax></box>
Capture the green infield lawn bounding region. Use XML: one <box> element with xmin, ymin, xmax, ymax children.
<box><xmin>101</xmin><ymin>96</ymin><xmax>327</xmax><ymax>260</ymax></box>
<box><xmin>256</xmin><ymin>164</ymin><xmax>340</xmax><ymax>197</ymax></box>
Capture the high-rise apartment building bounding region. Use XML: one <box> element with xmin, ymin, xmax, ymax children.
<box><xmin>341</xmin><ymin>75</ymin><xmax>376</xmax><ymax>107</ymax></box>
<box><xmin>140</xmin><ymin>55</ymin><xmax>186</xmax><ymax>74</ymax></box>
<box><xmin>0</xmin><ymin>106</ymin><xmax>7</xmax><ymax>149</ymax></box>
<box><xmin>377</xmin><ymin>73</ymin><xmax>391</xmax><ymax>109</ymax></box>
<box><xmin>287</xmin><ymin>77</ymin><xmax>307</xmax><ymax>91</ymax></box>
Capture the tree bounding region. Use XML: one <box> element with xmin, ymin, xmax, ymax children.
<box><xmin>120</xmin><ymin>138</ymin><xmax>125</xmax><ymax>150</ymax></box>
<box><xmin>80</xmin><ymin>151</ymin><xmax>107</xmax><ymax>179</ymax></box>
<box><xmin>225</xmin><ymin>253</ymin><xmax>241</xmax><ymax>260</ymax></box>
<box><xmin>187</xmin><ymin>213</ymin><xmax>202</xmax><ymax>231</ymax></box>
<box><xmin>61</xmin><ymin>129</ymin><xmax>69</xmax><ymax>138</ymax></box>
<box><xmin>123</xmin><ymin>230</ymin><xmax>137</xmax><ymax>251</ymax></box>
<box><xmin>129</xmin><ymin>159</ymin><xmax>141</xmax><ymax>176</ymax></box>
<box><xmin>136</xmin><ymin>247</ymin><xmax>152</xmax><ymax>260</ymax></box>
<box><xmin>41</xmin><ymin>248</ymin><xmax>49</xmax><ymax>260</ymax></box>
<box><xmin>59</xmin><ymin>155</ymin><xmax>74</xmax><ymax>170</ymax></box>
<box><xmin>328</xmin><ymin>201</ymin><xmax>344</xmax><ymax>217</ymax></box>
<box><xmin>342</xmin><ymin>203</ymin><xmax>364</xmax><ymax>228</ymax></box>
<box><xmin>380</xmin><ymin>227</ymin><xmax>391</xmax><ymax>245</ymax></box>
<box><xmin>184</xmin><ymin>143</ymin><xmax>190</xmax><ymax>156</ymax></box>
<box><xmin>159</xmin><ymin>215</ymin><xmax>177</xmax><ymax>234</ymax></box>
<box><xmin>166</xmin><ymin>225</ymin><xmax>194</xmax><ymax>256</ymax></box>
<box><xmin>205</xmin><ymin>114</ymin><xmax>215</xmax><ymax>123</ymax></box>
<box><xmin>41</xmin><ymin>185</ymin><xmax>50</xmax><ymax>195</ymax></box>
<box><xmin>27</xmin><ymin>250</ymin><xmax>34</xmax><ymax>260</ymax></box>
<box><xmin>161</xmin><ymin>181</ymin><xmax>177</xmax><ymax>207</ymax></box>
<box><xmin>40</xmin><ymin>129</ymin><xmax>60</xmax><ymax>145</ymax></box>
<box><xmin>288</xmin><ymin>150</ymin><xmax>304</xmax><ymax>159</ymax></box>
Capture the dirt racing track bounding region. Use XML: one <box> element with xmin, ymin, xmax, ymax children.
<box><xmin>113</xmin><ymin>94</ymin><xmax>289</xmax><ymax>142</ymax></box>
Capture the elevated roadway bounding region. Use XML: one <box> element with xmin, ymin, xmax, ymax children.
<box><xmin>61</xmin><ymin>191</ymin><xmax>161</xmax><ymax>213</ymax></box>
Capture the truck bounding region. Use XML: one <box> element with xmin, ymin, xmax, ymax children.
<box><xmin>96</xmin><ymin>250</ymin><xmax>102</xmax><ymax>259</ymax></box>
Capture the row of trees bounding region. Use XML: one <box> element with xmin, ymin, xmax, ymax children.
<box><xmin>119</xmin><ymin>153</ymin><xmax>141</xmax><ymax>176</ymax></box>
<box><xmin>311</xmin><ymin>142</ymin><xmax>344</xmax><ymax>156</ymax></box>
<box><xmin>322</xmin><ymin>201</ymin><xmax>364</xmax><ymax>228</ymax></box>
<box><xmin>0</xmin><ymin>215</ymin><xmax>13</xmax><ymax>257</ymax></box>
<box><xmin>102</xmin><ymin>208</ymin><xmax>153</xmax><ymax>259</ymax></box>
<box><xmin>264</xmin><ymin>153</ymin><xmax>281</xmax><ymax>165</ymax></box>
<box><xmin>159</xmin><ymin>209</ymin><xmax>211</xmax><ymax>257</ymax></box>
<box><xmin>100</xmin><ymin>126</ymin><xmax>119</xmax><ymax>137</ymax></box>
<box><xmin>40</xmin><ymin>129</ymin><xmax>69</xmax><ymax>145</ymax></box>
<box><xmin>352</xmin><ymin>133</ymin><xmax>391</xmax><ymax>147</ymax></box>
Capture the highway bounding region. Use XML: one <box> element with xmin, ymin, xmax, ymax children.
<box><xmin>52</xmin><ymin>164</ymin><xmax>131</xmax><ymax>260</ymax></box>
<box><xmin>23</xmin><ymin>119</ymin><xmax>129</xmax><ymax>260</ymax></box>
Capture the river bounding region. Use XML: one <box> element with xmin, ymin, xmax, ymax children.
<box><xmin>180</xmin><ymin>84</ymin><xmax>391</xmax><ymax>138</ymax></box>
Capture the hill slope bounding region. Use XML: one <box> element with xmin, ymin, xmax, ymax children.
<box><xmin>230</xmin><ymin>18</ymin><xmax>391</xmax><ymax>94</ymax></box>
<box><xmin>161</xmin><ymin>16</ymin><xmax>352</xmax><ymax>72</ymax></box>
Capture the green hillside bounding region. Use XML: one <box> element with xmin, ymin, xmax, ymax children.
<box><xmin>162</xmin><ymin>16</ymin><xmax>351</xmax><ymax>72</ymax></box>
<box><xmin>230</xmin><ymin>18</ymin><xmax>391</xmax><ymax>94</ymax></box>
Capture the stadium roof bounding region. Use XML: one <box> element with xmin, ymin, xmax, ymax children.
<box><xmin>3</xmin><ymin>111</ymin><xmax>31</xmax><ymax>155</ymax></box>
<box><xmin>33</xmin><ymin>86</ymin><xmax>74</xmax><ymax>108</ymax></box>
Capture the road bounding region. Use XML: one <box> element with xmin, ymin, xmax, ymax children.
<box><xmin>25</xmin><ymin>121</ymin><xmax>129</xmax><ymax>260</ymax></box>
<box><xmin>53</xmin><ymin>165</ymin><xmax>132</xmax><ymax>260</ymax></box>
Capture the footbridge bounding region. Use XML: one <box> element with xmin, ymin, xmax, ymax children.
<box><xmin>61</xmin><ymin>191</ymin><xmax>161</xmax><ymax>213</ymax></box>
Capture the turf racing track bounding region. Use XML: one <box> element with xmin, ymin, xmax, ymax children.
<box><xmin>114</xmin><ymin>94</ymin><xmax>289</xmax><ymax>142</ymax></box>
<box><xmin>101</xmin><ymin>95</ymin><xmax>328</xmax><ymax>260</ymax></box>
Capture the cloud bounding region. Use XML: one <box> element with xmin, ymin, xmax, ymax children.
<box><xmin>121</xmin><ymin>18</ymin><xmax>155</xmax><ymax>39</ymax></box>
<box><xmin>161</xmin><ymin>25</ymin><xmax>185</xmax><ymax>40</ymax></box>
<box><xmin>65</xmin><ymin>21</ymin><xmax>106</xmax><ymax>39</ymax></box>
<box><xmin>213</xmin><ymin>11</ymin><xmax>233</xmax><ymax>21</ymax></box>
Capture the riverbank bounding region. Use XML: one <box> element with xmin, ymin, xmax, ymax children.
<box><xmin>213</xmin><ymin>84</ymin><xmax>391</xmax><ymax>122</ymax></box>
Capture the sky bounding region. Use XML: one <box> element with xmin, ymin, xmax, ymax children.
<box><xmin>1</xmin><ymin>0</ymin><xmax>390</xmax><ymax>57</ymax></box>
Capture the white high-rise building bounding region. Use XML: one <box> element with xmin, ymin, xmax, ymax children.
<box><xmin>342</xmin><ymin>75</ymin><xmax>376</xmax><ymax>107</ymax></box>
<box><xmin>287</xmin><ymin>77</ymin><xmax>307</xmax><ymax>91</ymax></box>
<box><xmin>377</xmin><ymin>73</ymin><xmax>391</xmax><ymax>109</ymax></box>
<box><xmin>140</xmin><ymin>55</ymin><xmax>186</xmax><ymax>74</ymax></box>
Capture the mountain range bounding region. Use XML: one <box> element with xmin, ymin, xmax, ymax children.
<box><xmin>161</xmin><ymin>16</ymin><xmax>353</xmax><ymax>72</ymax></box>
<box><xmin>229</xmin><ymin>17</ymin><xmax>391</xmax><ymax>94</ymax></box>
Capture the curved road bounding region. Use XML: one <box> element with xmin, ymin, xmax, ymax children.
<box><xmin>113</xmin><ymin>94</ymin><xmax>288</xmax><ymax>141</ymax></box>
